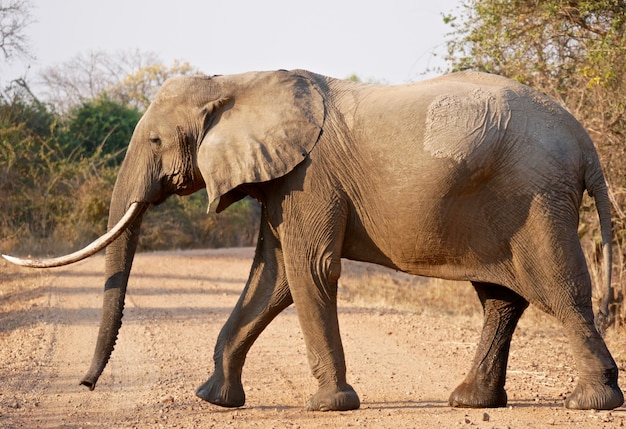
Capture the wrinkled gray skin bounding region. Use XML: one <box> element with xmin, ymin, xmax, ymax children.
<box><xmin>73</xmin><ymin>70</ymin><xmax>623</xmax><ymax>410</ymax></box>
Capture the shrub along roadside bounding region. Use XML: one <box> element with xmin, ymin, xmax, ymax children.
<box><xmin>0</xmin><ymin>87</ymin><xmax>260</xmax><ymax>256</ymax></box>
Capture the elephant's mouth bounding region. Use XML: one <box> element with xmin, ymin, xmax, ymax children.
<box><xmin>152</xmin><ymin>195</ymin><xmax>169</xmax><ymax>205</ymax></box>
<box><xmin>2</xmin><ymin>202</ymin><xmax>147</xmax><ymax>268</ymax></box>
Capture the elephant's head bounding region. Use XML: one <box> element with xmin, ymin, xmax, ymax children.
<box><xmin>3</xmin><ymin>70</ymin><xmax>325</xmax><ymax>389</ymax></box>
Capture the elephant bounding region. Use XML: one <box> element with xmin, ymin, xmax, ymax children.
<box><xmin>4</xmin><ymin>69</ymin><xmax>623</xmax><ymax>411</ymax></box>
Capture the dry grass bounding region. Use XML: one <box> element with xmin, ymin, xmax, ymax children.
<box><xmin>338</xmin><ymin>259</ymin><xmax>481</xmax><ymax>316</ymax></box>
<box><xmin>338</xmin><ymin>259</ymin><xmax>589</xmax><ymax>328</ymax></box>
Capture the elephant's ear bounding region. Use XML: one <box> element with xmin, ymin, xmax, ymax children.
<box><xmin>197</xmin><ymin>70</ymin><xmax>325</xmax><ymax>212</ymax></box>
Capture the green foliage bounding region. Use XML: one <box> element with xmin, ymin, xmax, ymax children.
<box><xmin>445</xmin><ymin>1</ymin><xmax>626</xmax><ymax>96</ymax></box>
<box><xmin>0</xmin><ymin>85</ymin><xmax>117</xmax><ymax>254</ymax></box>
<box><xmin>0</xmin><ymin>85</ymin><xmax>54</xmax><ymax>137</ymax></box>
<box><xmin>56</xmin><ymin>96</ymin><xmax>142</xmax><ymax>164</ymax></box>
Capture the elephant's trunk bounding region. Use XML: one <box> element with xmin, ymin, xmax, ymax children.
<box><xmin>80</xmin><ymin>194</ymin><xmax>147</xmax><ymax>390</ymax></box>
<box><xmin>1</xmin><ymin>178</ymin><xmax>148</xmax><ymax>388</ymax></box>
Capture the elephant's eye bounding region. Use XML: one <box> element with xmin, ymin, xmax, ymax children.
<box><xmin>148</xmin><ymin>132</ymin><xmax>162</xmax><ymax>147</ymax></box>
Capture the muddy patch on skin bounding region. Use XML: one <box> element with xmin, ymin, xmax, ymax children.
<box><xmin>423</xmin><ymin>88</ymin><xmax>507</xmax><ymax>163</ymax></box>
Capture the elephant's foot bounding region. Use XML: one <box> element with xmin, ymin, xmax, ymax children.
<box><xmin>448</xmin><ymin>381</ymin><xmax>507</xmax><ymax>408</ymax></box>
<box><xmin>195</xmin><ymin>373</ymin><xmax>245</xmax><ymax>408</ymax></box>
<box><xmin>564</xmin><ymin>374</ymin><xmax>624</xmax><ymax>410</ymax></box>
<box><xmin>305</xmin><ymin>384</ymin><xmax>360</xmax><ymax>411</ymax></box>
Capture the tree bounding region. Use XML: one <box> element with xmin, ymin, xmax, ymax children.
<box><xmin>40</xmin><ymin>50</ymin><xmax>159</xmax><ymax>113</ymax></box>
<box><xmin>0</xmin><ymin>78</ymin><xmax>53</xmax><ymax>136</ymax></box>
<box><xmin>57</xmin><ymin>95</ymin><xmax>142</xmax><ymax>164</ymax></box>
<box><xmin>40</xmin><ymin>50</ymin><xmax>198</xmax><ymax>113</ymax></box>
<box><xmin>0</xmin><ymin>0</ymin><xmax>32</xmax><ymax>62</ymax></box>
<box><xmin>108</xmin><ymin>60</ymin><xmax>197</xmax><ymax>111</ymax></box>
<box><xmin>0</xmin><ymin>83</ymin><xmax>65</xmax><ymax>252</ymax></box>
<box><xmin>444</xmin><ymin>0</ymin><xmax>626</xmax><ymax>326</ymax></box>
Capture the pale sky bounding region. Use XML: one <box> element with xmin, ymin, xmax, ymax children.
<box><xmin>2</xmin><ymin>0</ymin><xmax>461</xmax><ymax>92</ymax></box>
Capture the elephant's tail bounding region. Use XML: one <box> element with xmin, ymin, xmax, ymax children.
<box><xmin>585</xmin><ymin>155</ymin><xmax>614</xmax><ymax>331</ymax></box>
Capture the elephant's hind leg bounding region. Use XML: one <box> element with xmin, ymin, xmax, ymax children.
<box><xmin>552</xmin><ymin>275</ymin><xmax>624</xmax><ymax>410</ymax></box>
<box><xmin>449</xmin><ymin>282</ymin><xmax>528</xmax><ymax>408</ymax></box>
<box><xmin>518</xmin><ymin>228</ymin><xmax>622</xmax><ymax>409</ymax></box>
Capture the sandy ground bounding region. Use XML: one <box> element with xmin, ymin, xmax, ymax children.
<box><xmin>1</xmin><ymin>247</ymin><xmax>625</xmax><ymax>428</ymax></box>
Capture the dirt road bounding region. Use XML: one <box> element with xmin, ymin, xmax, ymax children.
<box><xmin>1</xmin><ymin>248</ymin><xmax>625</xmax><ymax>428</ymax></box>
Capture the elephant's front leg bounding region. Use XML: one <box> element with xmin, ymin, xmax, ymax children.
<box><xmin>449</xmin><ymin>282</ymin><xmax>528</xmax><ymax>408</ymax></box>
<box><xmin>285</xmin><ymin>256</ymin><xmax>360</xmax><ymax>411</ymax></box>
<box><xmin>196</xmin><ymin>213</ymin><xmax>292</xmax><ymax>407</ymax></box>
<box><xmin>281</xmin><ymin>208</ymin><xmax>360</xmax><ymax>411</ymax></box>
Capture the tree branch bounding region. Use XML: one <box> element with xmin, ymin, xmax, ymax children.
<box><xmin>0</xmin><ymin>0</ymin><xmax>33</xmax><ymax>61</ymax></box>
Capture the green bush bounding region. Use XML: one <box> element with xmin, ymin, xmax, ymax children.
<box><xmin>57</xmin><ymin>95</ymin><xmax>142</xmax><ymax>164</ymax></box>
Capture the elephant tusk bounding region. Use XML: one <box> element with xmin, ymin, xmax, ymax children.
<box><xmin>2</xmin><ymin>202</ymin><xmax>146</xmax><ymax>268</ymax></box>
